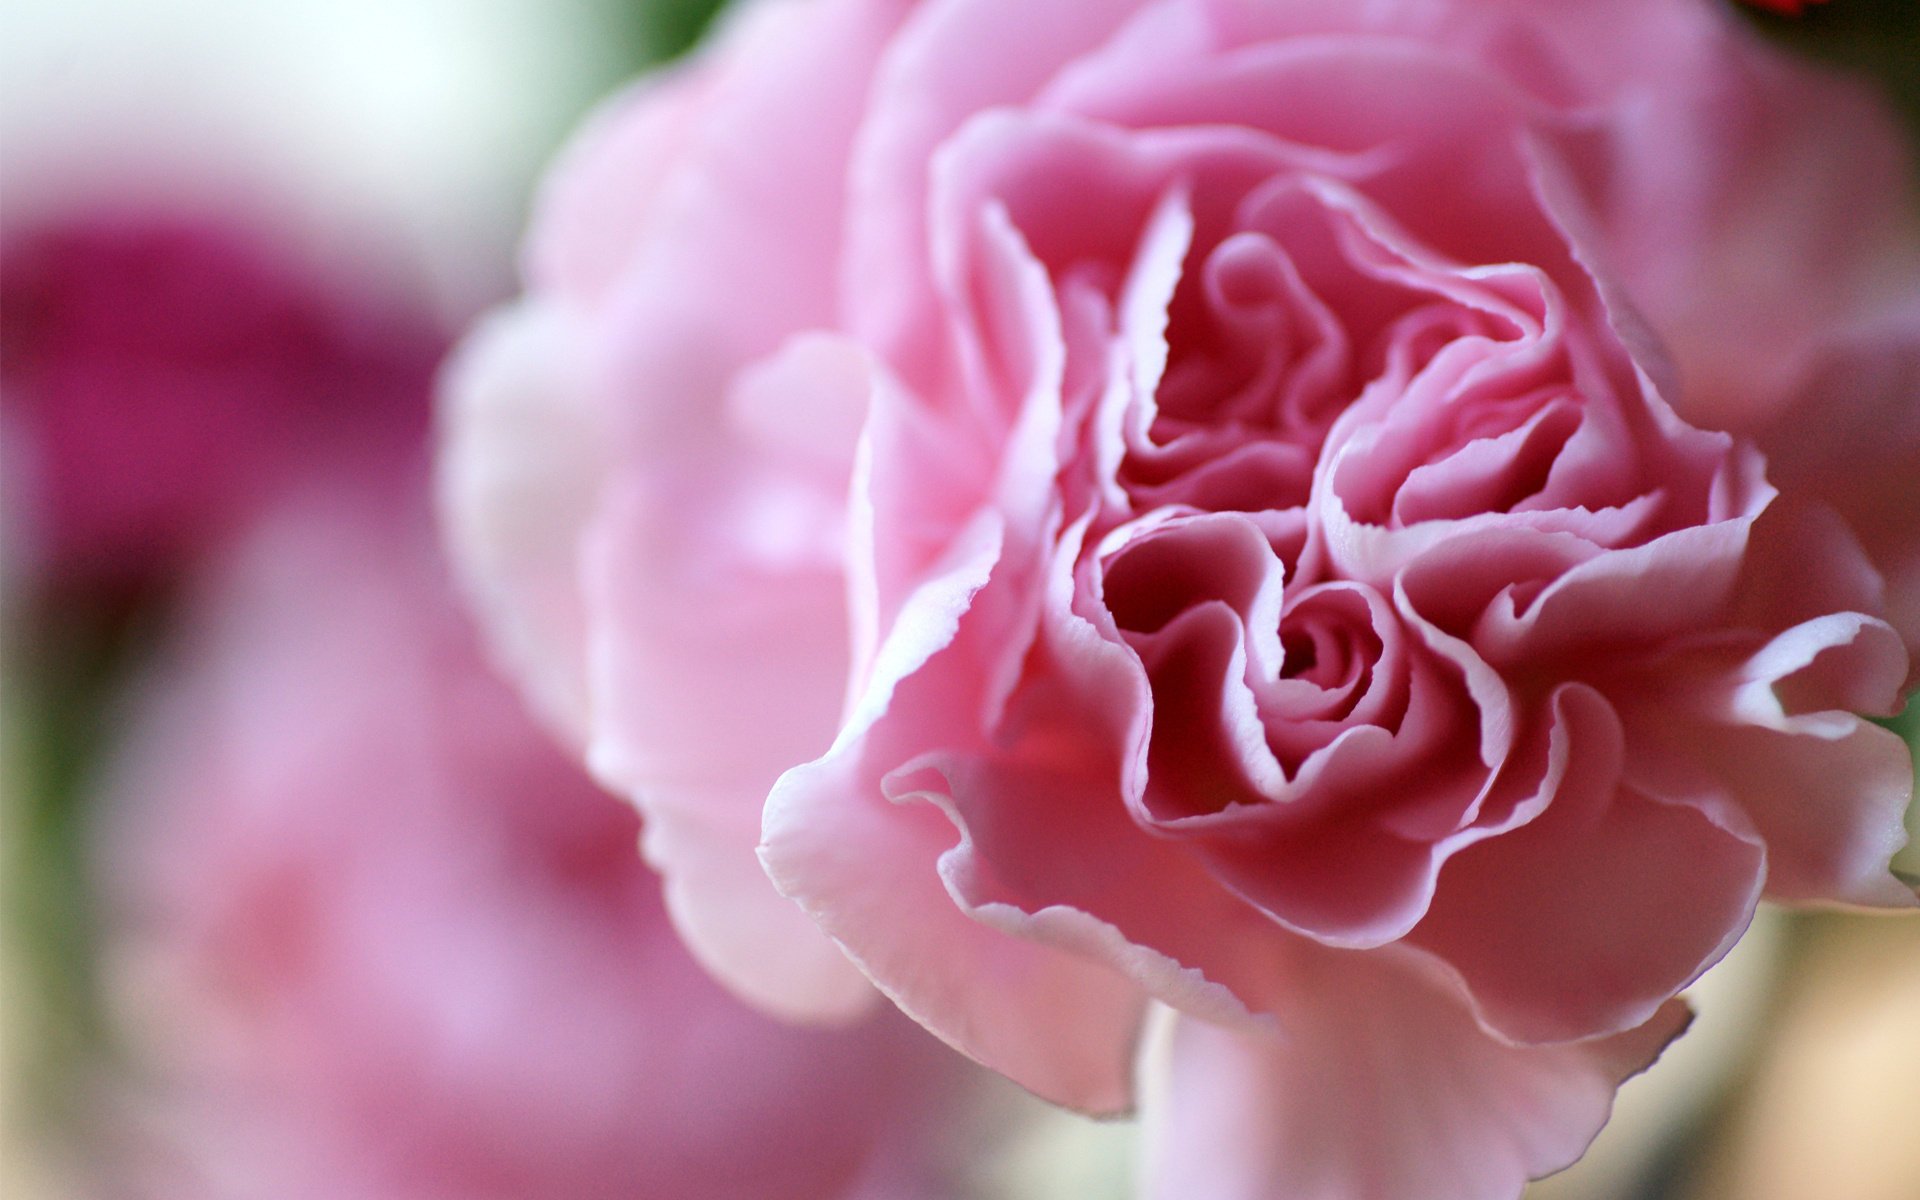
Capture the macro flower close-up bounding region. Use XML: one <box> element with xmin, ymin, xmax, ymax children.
<box><xmin>445</xmin><ymin>0</ymin><xmax>1919</xmax><ymax>1194</ymax></box>
<box><xmin>5</xmin><ymin>1</ymin><xmax>1919</xmax><ymax>1198</ymax></box>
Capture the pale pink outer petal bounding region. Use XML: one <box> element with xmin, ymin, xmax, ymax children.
<box><xmin>579</xmin><ymin>348</ymin><xmax>877</xmax><ymax>1022</ymax></box>
<box><xmin>435</xmin><ymin>16</ymin><xmax>741</xmax><ymax>751</ymax></box>
<box><xmin>585</xmin><ymin>0</ymin><xmax>905</xmax><ymax>448</ymax></box>
<box><xmin>1686</xmin><ymin>718</ymin><xmax>1918</xmax><ymax>909</ymax></box>
<box><xmin>763</xmin><ymin>514</ymin><xmax>1154</xmax><ymax>1115</ymax></box>
<box><xmin>439</xmin><ymin>319</ymin><xmax>881</xmax><ymax>1021</ymax></box>
<box><xmin>522</xmin><ymin>57</ymin><xmax>717</xmax><ymax>303</ymax></box>
<box><xmin>764</xmin><ymin>748</ymin><xmax>1150</xmax><ymax>1115</ymax></box>
<box><xmin>1143</xmin><ymin>947</ymin><xmax>1693</xmax><ymax>1200</ymax></box>
<box><xmin>437</xmin><ymin>301</ymin><xmax>603</xmax><ymax>744</ymax></box>
<box><xmin>442</xmin><ymin>0</ymin><xmax>914</xmax><ymax>1022</ymax></box>
<box><xmin>1547</xmin><ymin>21</ymin><xmax>1920</xmax><ymax>437</ymax></box>
<box><xmin>1521</xmin><ymin>1</ymin><xmax>1920</xmax><ymax>649</ymax></box>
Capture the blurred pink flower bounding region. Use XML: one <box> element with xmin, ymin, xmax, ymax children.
<box><xmin>442</xmin><ymin>1</ymin><xmax>1918</xmax><ymax>1196</ymax></box>
<box><xmin>93</xmin><ymin>482</ymin><xmax>983</xmax><ymax>1200</ymax></box>
<box><xmin>0</xmin><ymin>209</ymin><xmax>442</xmax><ymax>598</ymax></box>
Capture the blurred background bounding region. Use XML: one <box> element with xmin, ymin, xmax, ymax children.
<box><xmin>2</xmin><ymin>1</ymin><xmax>1916</xmax><ymax>1198</ymax></box>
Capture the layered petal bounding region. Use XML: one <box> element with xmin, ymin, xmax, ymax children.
<box><xmin>1619</xmin><ymin>614</ymin><xmax>1917</xmax><ymax>910</ymax></box>
<box><xmin>439</xmin><ymin>1</ymin><xmax>1920</xmax><ymax>1190</ymax></box>
<box><xmin>1755</xmin><ymin>303</ymin><xmax>1920</xmax><ymax>658</ymax></box>
<box><xmin>1143</xmin><ymin>946</ymin><xmax>1692</xmax><ymax>1200</ymax></box>
<box><xmin>763</xmin><ymin>522</ymin><xmax>1153</xmax><ymax>1113</ymax></box>
<box><xmin>1410</xmin><ymin>685</ymin><xmax>1765</xmax><ymax>1044</ymax></box>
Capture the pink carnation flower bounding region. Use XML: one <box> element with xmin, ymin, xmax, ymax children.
<box><xmin>442</xmin><ymin>1</ymin><xmax>1920</xmax><ymax>1194</ymax></box>
<box><xmin>93</xmin><ymin>484</ymin><xmax>984</xmax><ymax>1200</ymax></box>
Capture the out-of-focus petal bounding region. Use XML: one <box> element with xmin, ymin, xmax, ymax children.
<box><xmin>1142</xmin><ymin>947</ymin><xmax>1692</xmax><ymax>1200</ymax></box>
<box><xmin>437</xmin><ymin>300</ymin><xmax>603</xmax><ymax>743</ymax></box>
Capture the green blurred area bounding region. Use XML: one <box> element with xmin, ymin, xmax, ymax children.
<box><xmin>4</xmin><ymin>604</ymin><xmax>152</xmax><ymax>1130</ymax></box>
<box><xmin>639</xmin><ymin>0</ymin><xmax>728</xmax><ymax>59</ymax></box>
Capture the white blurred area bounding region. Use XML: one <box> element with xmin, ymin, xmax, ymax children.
<box><xmin>1</xmin><ymin>0</ymin><xmax>651</xmax><ymax>314</ymax></box>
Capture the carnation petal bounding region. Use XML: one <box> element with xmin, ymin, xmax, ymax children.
<box><xmin>581</xmin><ymin>461</ymin><xmax>871</xmax><ymax>1020</ymax></box>
<box><xmin>847</xmin><ymin>0</ymin><xmax>1148</xmax><ymax>373</ymax></box>
<box><xmin>589</xmin><ymin>0</ymin><xmax>904</xmax><ymax>441</ymax></box>
<box><xmin>1541</xmin><ymin>16</ymin><xmax>1920</xmax><ymax>439</ymax></box>
<box><xmin>1142</xmin><ymin>945</ymin><xmax>1692</xmax><ymax>1200</ymax></box>
<box><xmin>1756</xmin><ymin>304</ymin><xmax>1920</xmax><ymax>662</ymax></box>
<box><xmin>637</xmin><ymin>805</ymin><xmax>878</xmax><ymax>1024</ymax></box>
<box><xmin>437</xmin><ymin>300</ymin><xmax>603</xmax><ymax>743</ymax></box>
<box><xmin>763</xmin><ymin>747</ymin><xmax>1150</xmax><ymax>1116</ymax></box>
<box><xmin>1670</xmin><ymin>718</ymin><xmax>1914</xmax><ymax>909</ymax></box>
<box><xmin>763</xmin><ymin>511</ymin><xmax>1174</xmax><ymax>1112</ymax></box>
<box><xmin>524</xmin><ymin>61</ymin><xmax>715</xmax><ymax>302</ymax></box>
<box><xmin>1410</xmin><ymin>685</ymin><xmax>1765</xmax><ymax>1044</ymax></box>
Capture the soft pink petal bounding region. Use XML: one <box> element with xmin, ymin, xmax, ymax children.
<box><xmin>763</xmin><ymin>527</ymin><xmax>1154</xmax><ymax>1113</ymax></box>
<box><xmin>895</xmin><ymin>607</ymin><xmax>1285</xmax><ymax>1033</ymax></box>
<box><xmin>1720</xmin><ymin>494</ymin><xmax>1888</xmax><ymax>645</ymax></box>
<box><xmin>635</xmin><ymin>805</ymin><xmax>876</xmax><ymax>1026</ymax></box>
<box><xmin>442</xmin><ymin>0</ymin><xmax>914</xmax><ymax>1023</ymax></box>
<box><xmin>848</xmin><ymin>514</ymin><xmax>1287</xmax><ymax>1044</ymax></box>
<box><xmin>726</xmin><ymin>332</ymin><xmax>875</xmax><ymax>477</ymax></box>
<box><xmin>763</xmin><ymin>747</ymin><xmax>1150</xmax><ymax>1115</ymax></box>
<box><xmin>1046</xmin><ymin>29</ymin><xmax>1581</xmax><ymax>278</ymax></box>
<box><xmin>1622</xmin><ymin>619</ymin><xmax>1917</xmax><ymax>909</ymax></box>
<box><xmin>1411</xmin><ymin>685</ymin><xmax>1764</xmax><ymax>1044</ymax></box>
<box><xmin>437</xmin><ymin>301</ymin><xmax>603</xmax><ymax>743</ymax></box>
<box><xmin>1644</xmin><ymin>718</ymin><xmax>1915</xmax><ymax>910</ymax></box>
<box><xmin>846</xmin><ymin>0</ymin><xmax>1152</xmax><ymax>377</ymax></box>
<box><xmin>1538</xmin><ymin>13</ymin><xmax>1920</xmax><ymax>436</ymax></box>
<box><xmin>1733</xmin><ymin>612</ymin><xmax>1907</xmax><ymax>722</ymax></box>
<box><xmin>590</xmin><ymin>0</ymin><xmax>905</xmax><ymax>446</ymax></box>
<box><xmin>580</xmin><ymin>453</ymin><xmax>874</xmax><ymax>1021</ymax></box>
<box><xmin>522</xmin><ymin>60</ymin><xmax>716</xmax><ymax>302</ymax></box>
<box><xmin>1143</xmin><ymin>944</ymin><xmax>1692</xmax><ymax>1200</ymax></box>
<box><xmin>1129</xmin><ymin>595</ymin><xmax>1485</xmax><ymax>948</ymax></box>
<box><xmin>578</xmin><ymin>334</ymin><xmax>899</xmax><ymax>1020</ymax></box>
<box><xmin>1458</xmin><ymin>504</ymin><xmax>1763</xmax><ymax>669</ymax></box>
